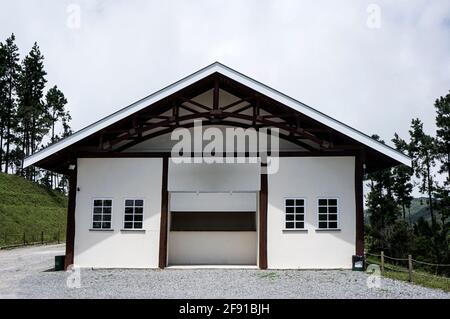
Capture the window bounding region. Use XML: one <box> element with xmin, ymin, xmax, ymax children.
<box><xmin>285</xmin><ymin>198</ymin><xmax>305</xmax><ymax>229</ymax></box>
<box><xmin>124</xmin><ymin>199</ymin><xmax>144</xmax><ymax>229</ymax></box>
<box><xmin>318</xmin><ymin>198</ymin><xmax>339</xmax><ymax>229</ymax></box>
<box><xmin>92</xmin><ymin>199</ymin><xmax>112</xmax><ymax>229</ymax></box>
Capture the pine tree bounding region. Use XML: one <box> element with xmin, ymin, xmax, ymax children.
<box><xmin>17</xmin><ymin>42</ymin><xmax>48</xmax><ymax>180</ymax></box>
<box><xmin>392</xmin><ymin>133</ymin><xmax>414</xmax><ymax>221</ymax></box>
<box><xmin>433</xmin><ymin>91</ymin><xmax>450</xmax><ymax>267</ymax></box>
<box><xmin>0</xmin><ymin>35</ymin><xmax>72</xmax><ymax>189</ymax></box>
<box><xmin>409</xmin><ymin>119</ymin><xmax>438</xmax><ymax>225</ymax></box>
<box><xmin>45</xmin><ymin>86</ymin><xmax>68</xmax><ymax>143</ymax></box>
<box><xmin>0</xmin><ymin>34</ymin><xmax>21</xmax><ymax>174</ymax></box>
<box><xmin>434</xmin><ymin>91</ymin><xmax>450</xmax><ymax>185</ymax></box>
<box><xmin>56</xmin><ymin>113</ymin><xmax>72</xmax><ymax>193</ymax></box>
<box><xmin>366</xmin><ymin>135</ymin><xmax>401</xmax><ymax>251</ymax></box>
<box><xmin>0</xmin><ymin>41</ymin><xmax>6</xmax><ymax>172</ymax></box>
<box><xmin>44</xmin><ymin>85</ymin><xmax>69</xmax><ymax>187</ymax></box>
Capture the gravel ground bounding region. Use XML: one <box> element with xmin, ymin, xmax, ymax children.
<box><xmin>0</xmin><ymin>244</ymin><xmax>449</xmax><ymax>299</ymax></box>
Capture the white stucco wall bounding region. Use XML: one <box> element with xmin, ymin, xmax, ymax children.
<box><xmin>168</xmin><ymin>160</ymin><xmax>260</xmax><ymax>192</ymax></box>
<box><xmin>267</xmin><ymin>157</ymin><xmax>356</xmax><ymax>269</ymax></box>
<box><xmin>74</xmin><ymin>158</ymin><xmax>163</xmax><ymax>268</ymax></box>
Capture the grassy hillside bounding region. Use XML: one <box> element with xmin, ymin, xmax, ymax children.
<box><xmin>0</xmin><ymin>172</ymin><xmax>67</xmax><ymax>247</ymax></box>
<box><xmin>365</xmin><ymin>197</ymin><xmax>433</xmax><ymax>225</ymax></box>
<box><xmin>407</xmin><ymin>197</ymin><xmax>433</xmax><ymax>223</ymax></box>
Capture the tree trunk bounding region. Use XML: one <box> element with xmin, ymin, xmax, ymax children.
<box><xmin>5</xmin><ymin>122</ymin><xmax>10</xmax><ymax>174</ymax></box>
<box><xmin>5</xmin><ymin>82</ymin><xmax>13</xmax><ymax>174</ymax></box>
<box><xmin>428</xmin><ymin>186</ymin><xmax>435</xmax><ymax>225</ymax></box>
<box><xmin>20</xmin><ymin>129</ymin><xmax>27</xmax><ymax>177</ymax></box>
<box><xmin>425</xmin><ymin>156</ymin><xmax>435</xmax><ymax>225</ymax></box>
<box><xmin>31</xmin><ymin>115</ymin><xmax>35</xmax><ymax>182</ymax></box>
<box><xmin>447</xmin><ymin>145</ymin><xmax>450</xmax><ymax>184</ymax></box>
<box><xmin>50</xmin><ymin>118</ymin><xmax>55</xmax><ymax>188</ymax></box>
<box><xmin>0</xmin><ymin>127</ymin><xmax>3</xmax><ymax>173</ymax></box>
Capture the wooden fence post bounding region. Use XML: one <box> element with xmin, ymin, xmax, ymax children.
<box><xmin>408</xmin><ymin>255</ymin><xmax>413</xmax><ymax>282</ymax></box>
<box><xmin>41</xmin><ymin>231</ymin><xmax>44</xmax><ymax>245</ymax></box>
<box><xmin>381</xmin><ymin>251</ymin><xmax>384</xmax><ymax>273</ymax></box>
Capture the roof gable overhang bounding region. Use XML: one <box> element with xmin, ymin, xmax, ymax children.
<box><xmin>24</xmin><ymin>62</ymin><xmax>411</xmax><ymax>174</ymax></box>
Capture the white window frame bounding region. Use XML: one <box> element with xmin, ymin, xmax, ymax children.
<box><xmin>284</xmin><ymin>197</ymin><xmax>306</xmax><ymax>230</ymax></box>
<box><xmin>122</xmin><ymin>198</ymin><xmax>145</xmax><ymax>230</ymax></box>
<box><xmin>91</xmin><ymin>198</ymin><xmax>113</xmax><ymax>230</ymax></box>
<box><xmin>316</xmin><ymin>197</ymin><xmax>340</xmax><ymax>230</ymax></box>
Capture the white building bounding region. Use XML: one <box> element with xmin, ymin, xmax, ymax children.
<box><xmin>24</xmin><ymin>63</ymin><xmax>410</xmax><ymax>269</ymax></box>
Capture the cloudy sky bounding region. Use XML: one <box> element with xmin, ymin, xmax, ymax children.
<box><xmin>1</xmin><ymin>0</ymin><xmax>450</xmax><ymax>148</ymax></box>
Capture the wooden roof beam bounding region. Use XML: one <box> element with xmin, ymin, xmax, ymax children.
<box><xmin>180</xmin><ymin>97</ymin><xmax>210</xmax><ymax>112</ymax></box>
<box><xmin>221</xmin><ymin>98</ymin><xmax>252</xmax><ymax>111</ymax></box>
<box><xmin>115</xmin><ymin>119</ymin><xmax>318</xmax><ymax>152</ymax></box>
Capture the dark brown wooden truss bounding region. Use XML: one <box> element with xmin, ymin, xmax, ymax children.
<box><xmin>38</xmin><ymin>72</ymin><xmax>402</xmax><ymax>175</ymax></box>
<box><xmin>89</xmin><ymin>74</ymin><xmax>358</xmax><ymax>154</ymax></box>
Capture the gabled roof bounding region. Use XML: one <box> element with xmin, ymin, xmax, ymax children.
<box><xmin>24</xmin><ymin>62</ymin><xmax>411</xmax><ymax>169</ymax></box>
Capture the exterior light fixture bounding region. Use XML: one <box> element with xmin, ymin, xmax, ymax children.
<box><xmin>352</xmin><ymin>255</ymin><xmax>365</xmax><ymax>271</ymax></box>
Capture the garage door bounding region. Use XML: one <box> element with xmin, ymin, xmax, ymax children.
<box><xmin>168</xmin><ymin>192</ymin><xmax>258</xmax><ymax>265</ymax></box>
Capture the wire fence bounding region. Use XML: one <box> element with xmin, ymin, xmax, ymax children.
<box><xmin>0</xmin><ymin>231</ymin><xmax>64</xmax><ymax>249</ymax></box>
<box><xmin>366</xmin><ymin>251</ymin><xmax>450</xmax><ymax>290</ymax></box>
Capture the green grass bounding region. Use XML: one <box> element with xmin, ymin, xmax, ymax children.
<box><xmin>258</xmin><ymin>272</ymin><xmax>280</xmax><ymax>280</ymax></box>
<box><xmin>0</xmin><ymin>172</ymin><xmax>67</xmax><ymax>247</ymax></box>
<box><xmin>366</xmin><ymin>256</ymin><xmax>450</xmax><ymax>292</ymax></box>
